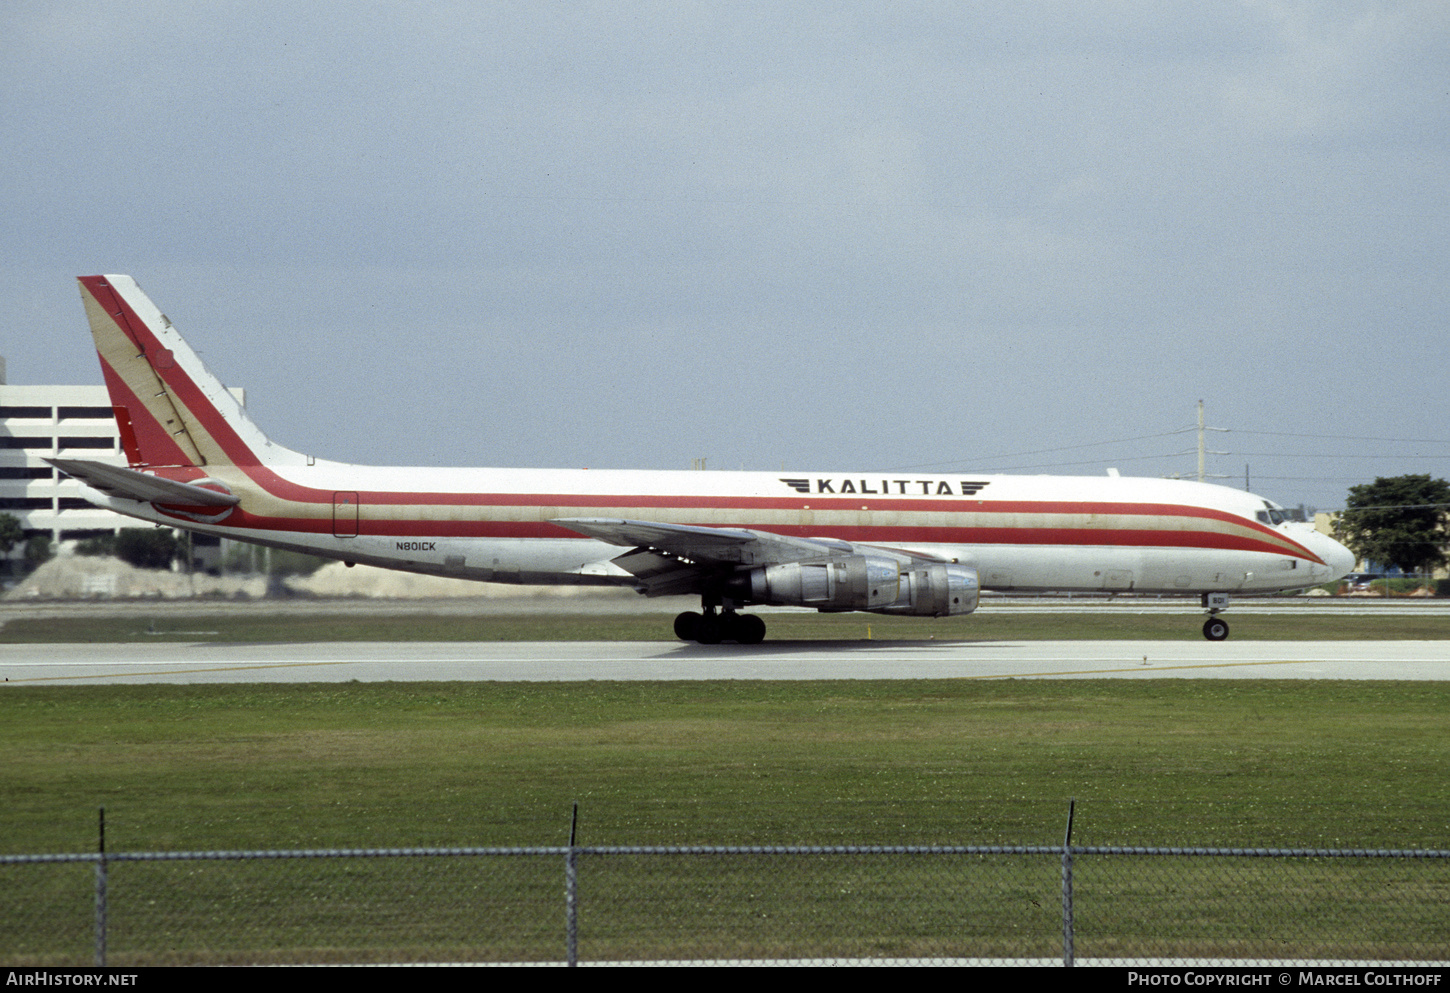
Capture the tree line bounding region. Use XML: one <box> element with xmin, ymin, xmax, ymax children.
<box><xmin>1333</xmin><ymin>474</ymin><xmax>1450</xmax><ymax>577</ymax></box>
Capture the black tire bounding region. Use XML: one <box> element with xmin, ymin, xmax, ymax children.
<box><xmin>1203</xmin><ymin>617</ymin><xmax>1229</xmax><ymax>641</ymax></box>
<box><xmin>673</xmin><ymin>611</ymin><xmax>702</xmax><ymax>642</ymax></box>
<box><xmin>735</xmin><ymin>614</ymin><xmax>767</xmax><ymax>645</ymax></box>
<box><xmin>695</xmin><ymin>615</ymin><xmax>723</xmax><ymax>645</ymax></box>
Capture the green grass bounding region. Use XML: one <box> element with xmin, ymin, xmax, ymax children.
<box><xmin>3</xmin><ymin>679</ymin><xmax>1448</xmax><ymax>964</ymax></box>
<box><xmin>3</xmin><ymin>679</ymin><xmax>1446</xmax><ymax>963</ymax></box>
<box><xmin>3</xmin><ymin>608</ymin><xmax>1449</xmax><ymax>642</ymax></box>
<box><xmin>3</xmin><ymin>679</ymin><xmax>1444</xmax><ymax>851</ymax></box>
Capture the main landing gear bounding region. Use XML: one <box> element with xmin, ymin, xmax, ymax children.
<box><xmin>674</xmin><ymin>606</ymin><xmax>767</xmax><ymax>645</ymax></box>
<box><xmin>1202</xmin><ymin>592</ymin><xmax>1230</xmax><ymax>642</ymax></box>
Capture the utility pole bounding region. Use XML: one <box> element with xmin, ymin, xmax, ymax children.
<box><xmin>1198</xmin><ymin>400</ymin><xmax>1206</xmax><ymax>483</ymax></box>
<box><xmin>1195</xmin><ymin>400</ymin><xmax>1229</xmax><ymax>483</ymax></box>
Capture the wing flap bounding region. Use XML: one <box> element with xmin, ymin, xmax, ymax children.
<box><xmin>552</xmin><ymin>518</ymin><xmax>755</xmax><ymax>552</ymax></box>
<box><xmin>603</xmin><ymin>548</ymin><xmax>710</xmax><ymax>597</ymax></box>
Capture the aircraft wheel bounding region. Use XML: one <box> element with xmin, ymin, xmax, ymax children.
<box><xmin>735</xmin><ymin>614</ymin><xmax>767</xmax><ymax>645</ymax></box>
<box><xmin>1203</xmin><ymin>617</ymin><xmax>1229</xmax><ymax>641</ymax></box>
<box><xmin>696</xmin><ymin>615</ymin><xmax>723</xmax><ymax>645</ymax></box>
<box><xmin>674</xmin><ymin>611</ymin><xmax>702</xmax><ymax>642</ymax></box>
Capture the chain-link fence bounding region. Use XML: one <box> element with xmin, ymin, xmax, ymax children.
<box><xmin>4</xmin><ymin>839</ymin><xmax>1446</xmax><ymax>966</ymax></box>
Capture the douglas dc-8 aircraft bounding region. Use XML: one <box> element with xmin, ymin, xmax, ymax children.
<box><xmin>53</xmin><ymin>275</ymin><xmax>1355</xmax><ymax>644</ymax></box>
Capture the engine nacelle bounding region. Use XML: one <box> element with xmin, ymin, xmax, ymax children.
<box><xmin>726</xmin><ymin>555</ymin><xmax>903</xmax><ymax>611</ymax></box>
<box><xmin>877</xmin><ymin>562</ymin><xmax>979</xmax><ymax>616</ymax></box>
<box><xmin>724</xmin><ymin>556</ymin><xmax>979</xmax><ymax>616</ymax></box>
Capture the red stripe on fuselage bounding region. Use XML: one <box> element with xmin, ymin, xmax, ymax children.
<box><xmin>189</xmin><ymin>508</ymin><xmax>1318</xmax><ymax>560</ymax></box>
<box><xmin>228</xmin><ymin>483</ymin><xmax>1315</xmax><ymax>557</ymax></box>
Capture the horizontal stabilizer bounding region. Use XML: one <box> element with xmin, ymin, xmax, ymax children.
<box><xmin>47</xmin><ymin>459</ymin><xmax>240</xmax><ymax>507</ymax></box>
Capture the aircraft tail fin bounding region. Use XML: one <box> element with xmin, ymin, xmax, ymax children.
<box><xmin>77</xmin><ymin>275</ymin><xmax>305</xmax><ymax>469</ymax></box>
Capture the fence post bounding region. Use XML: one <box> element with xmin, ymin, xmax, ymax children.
<box><xmin>94</xmin><ymin>807</ymin><xmax>107</xmax><ymax>967</ymax></box>
<box><xmin>566</xmin><ymin>802</ymin><xmax>579</xmax><ymax>967</ymax></box>
<box><xmin>1061</xmin><ymin>798</ymin><xmax>1075</xmax><ymax>968</ymax></box>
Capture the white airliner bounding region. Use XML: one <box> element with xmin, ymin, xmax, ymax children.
<box><xmin>53</xmin><ymin>275</ymin><xmax>1354</xmax><ymax>644</ymax></box>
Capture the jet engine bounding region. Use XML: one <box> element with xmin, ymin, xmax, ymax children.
<box><xmin>724</xmin><ymin>556</ymin><xmax>978</xmax><ymax>616</ymax></box>
<box><xmin>878</xmin><ymin>561</ymin><xmax>979</xmax><ymax>616</ymax></box>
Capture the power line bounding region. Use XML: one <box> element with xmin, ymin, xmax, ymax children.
<box><xmin>960</xmin><ymin>454</ymin><xmax>1198</xmax><ymax>472</ymax></box>
<box><xmin>1236</xmin><ymin>452</ymin><xmax>1450</xmax><ymax>459</ymax></box>
<box><xmin>892</xmin><ymin>412</ymin><xmax>1450</xmax><ymax>479</ymax></box>
<box><xmin>1233</xmin><ymin>429</ymin><xmax>1450</xmax><ymax>445</ymax></box>
<box><xmin>887</xmin><ymin>429</ymin><xmax>1197</xmax><ymax>472</ymax></box>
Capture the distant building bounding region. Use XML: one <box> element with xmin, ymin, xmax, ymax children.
<box><xmin>0</xmin><ymin>360</ymin><xmax>241</xmax><ymax>568</ymax></box>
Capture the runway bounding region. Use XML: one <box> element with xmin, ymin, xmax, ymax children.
<box><xmin>2</xmin><ymin>639</ymin><xmax>1446</xmax><ymax>685</ymax></box>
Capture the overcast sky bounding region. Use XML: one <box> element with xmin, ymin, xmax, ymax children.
<box><xmin>3</xmin><ymin>1</ymin><xmax>1446</xmax><ymax>510</ymax></box>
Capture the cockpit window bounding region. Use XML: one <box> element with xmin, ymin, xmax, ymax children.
<box><xmin>1256</xmin><ymin>503</ymin><xmax>1305</xmax><ymax>525</ymax></box>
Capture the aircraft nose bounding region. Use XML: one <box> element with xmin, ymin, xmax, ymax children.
<box><xmin>1319</xmin><ymin>533</ymin><xmax>1356</xmax><ymax>581</ymax></box>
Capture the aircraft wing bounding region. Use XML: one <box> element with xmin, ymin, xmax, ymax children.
<box><xmin>551</xmin><ymin>517</ymin><xmax>940</xmax><ymax>597</ymax></box>
<box><xmin>552</xmin><ymin>518</ymin><xmax>756</xmax><ymax>552</ymax></box>
<box><xmin>47</xmin><ymin>458</ymin><xmax>240</xmax><ymax>507</ymax></box>
<box><xmin>553</xmin><ymin>517</ymin><xmax>844</xmax><ymax>561</ymax></box>
<box><xmin>551</xmin><ymin>518</ymin><xmax>832</xmax><ymax>595</ymax></box>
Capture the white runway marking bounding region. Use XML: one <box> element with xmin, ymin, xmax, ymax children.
<box><xmin>1</xmin><ymin>640</ymin><xmax>1445</xmax><ymax>684</ymax></box>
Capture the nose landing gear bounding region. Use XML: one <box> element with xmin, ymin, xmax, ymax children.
<box><xmin>1202</xmin><ymin>592</ymin><xmax>1230</xmax><ymax>641</ymax></box>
